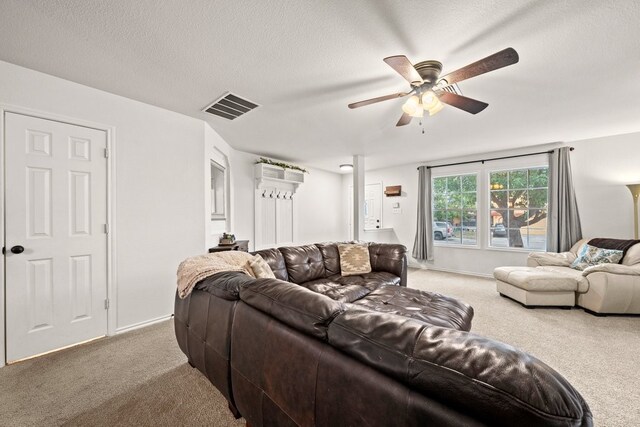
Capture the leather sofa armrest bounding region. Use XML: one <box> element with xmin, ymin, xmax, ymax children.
<box><xmin>582</xmin><ymin>263</ymin><xmax>640</xmax><ymax>276</ymax></box>
<box><xmin>368</xmin><ymin>243</ymin><xmax>408</xmax><ymax>286</ymax></box>
<box><xmin>329</xmin><ymin>309</ymin><xmax>592</xmax><ymax>426</ymax></box>
<box><xmin>527</xmin><ymin>251</ymin><xmax>576</xmax><ymax>267</ymax></box>
<box><xmin>239</xmin><ymin>278</ymin><xmax>346</xmax><ymax>341</ymax></box>
<box><xmin>194</xmin><ymin>271</ymin><xmax>256</xmax><ymax>301</ymax></box>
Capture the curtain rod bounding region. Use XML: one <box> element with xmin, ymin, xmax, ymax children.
<box><xmin>417</xmin><ymin>147</ymin><xmax>574</xmax><ymax>170</ymax></box>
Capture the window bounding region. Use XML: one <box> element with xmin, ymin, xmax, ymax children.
<box><xmin>489</xmin><ymin>167</ymin><xmax>548</xmax><ymax>250</ymax></box>
<box><xmin>432</xmin><ymin>174</ymin><xmax>477</xmax><ymax>245</ymax></box>
<box><xmin>210</xmin><ymin>160</ymin><xmax>226</xmax><ymax>220</ymax></box>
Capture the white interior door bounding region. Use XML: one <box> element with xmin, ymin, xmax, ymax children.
<box><xmin>5</xmin><ymin>112</ymin><xmax>108</xmax><ymax>362</ymax></box>
<box><xmin>364</xmin><ymin>183</ymin><xmax>382</xmax><ymax>230</ymax></box>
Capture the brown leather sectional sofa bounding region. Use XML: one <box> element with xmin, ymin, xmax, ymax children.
<box><xmin>175</xmin><ymin>242</ymin><xmax>592</xmax><ymax>426</ymax></box>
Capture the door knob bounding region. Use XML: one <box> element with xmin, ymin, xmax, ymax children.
<box><xmin>10</xmin><ymin>245</ymin><xmax>25</xmax><ymax>254</ymax></box>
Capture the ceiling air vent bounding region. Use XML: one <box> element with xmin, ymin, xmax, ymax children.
<box><xmin>202</xmin><ymin>92</ymin><xmax>259</xmax><ymax>120</ymax></box>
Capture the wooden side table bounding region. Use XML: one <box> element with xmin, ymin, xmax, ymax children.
<box><xmin>208</xmin><ymin>240</ymin><xmax>249</xmax><ymax>253</ymax></box>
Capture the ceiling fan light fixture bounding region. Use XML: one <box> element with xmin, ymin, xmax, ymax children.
<box><xmin>421</xmin><ymin>91</ymin><xmax>437</xmax><ymax>109</ymax></box>
<box><xmin>401</xmin><ymin>95</ymin><xmax>420</xmax><ymax>115</ymax></box>
<box><xmin>409</xmin><ymin>104</ymin><xmax>424</xmax><ymax>118</ymax></box>
<box><xmin>348</xmin><ymin>48</ymin><xmax>519</xmax><ymax>126</ymax></box>
<box><xmin>428</xmin><ymin>98</ymin><xmax>444</xmax><ymax>116</ymax></box>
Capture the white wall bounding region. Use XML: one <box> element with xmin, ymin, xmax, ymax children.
<box><xmin>0</xmin><ymin>60</ymin><xmax>348</xmax><ymax>348</ymax></box>
<box><xmin>344</xmin><ymin>134</ymin><xmax>640</xmax><ymax>277</ymax></box>
<box><xmin>293</xmin><ymin>167</ymin><xmax>345</xmax><ymax>244</ymax></box>
<box><xmin>229</xmin><ymin>150</ymin><xmax>258</xmax><ymax>249</ymax></box>
<box><xmin>0</xmin><ymin>60</ymin><xmax>206</xmax><ymax>334</ymax></box>
<box><xmin>204</xmin><ymin>123</ymin><xmax>233</xmax><ymax>248</ymax></box>
<box><xmin>571</xmin><ymin>132</ymin><xmax>640</xmax><ymax>238</ymax></box>
<box><xmin>231</xmin><ymin>152</ymin><xmax>346</xmax><ymax>250</ymax></box>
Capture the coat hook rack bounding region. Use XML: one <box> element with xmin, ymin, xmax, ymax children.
<box><xmin>261</xmin><ymin>190</ymin><xmax>266</xmax><ymax>198</ymax></box>
<box><xmin>269</xmin><ymin>191</ymin><xmax>274</xmax><ymax>198</ymax></box>
<box><xmin>277</xmin><ymin>191</ymin><xmax>281</xmax><ymax>199</ymax></box>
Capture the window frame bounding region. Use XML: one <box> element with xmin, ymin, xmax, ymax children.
<box><xmin>431</xmin><ymin>171</ymin><xmax>480</xmax><ymax>248</ymax></box>
<box><xmin>486</xmin><ymin>164</ymin><xmax>549</xmax><ymax>252</ymax></box>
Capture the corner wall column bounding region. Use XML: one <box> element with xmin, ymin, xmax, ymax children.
<box><xmin>353</xmin><ymin>155</ymin><xmax>365</xmax><ymax>241</ymax></box>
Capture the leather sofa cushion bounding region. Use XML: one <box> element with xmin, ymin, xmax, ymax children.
<box><xmin>298</xmin><ymin>276</ymin><xmax>372</xmax><ymax>303</ymax></box>
<box><xmin>299</xmin><ymin>272</ymin><xmax>400</xmax><ymax>302</ymax></box>
<box><xmin>316</xmin><ymin>243</ymin><xmax>340</xmax><ymax>277</ymax></box>
<box><xmin>353</xmin><ymin>286</ymin><xmax>473</xmax><ymax>331</ymax></box>
<box><xmin>369</xmin><ymin>243</ymin><xmax>406</xmax><ymax>278</ymax></box>
<box><xmin>194</xmin><ymin>271</ymin><xmax>255</xmax><ymax>301</ymax></box>
<box><xmin>328</xmin><ymin>309</ymin><xmax>592</xmax><ymax>426</ymax></box>
<box><xmin>355</xmin><ymin>271</ymin><xmax>401</xmax><ymax>289</ymax></box>
<box><xmin>280</xmin><ymin>244</ymin><xmax>326</xmax><ymax>284</ymax></box>
<box><xmin>239</xmin><ymin>278</ymin><xmax>346</xmax><ymax>341</ymax></box>
<box><xmin>315</xmin><ymin>243</ymin><xmax>341</xmax><ymax>276</ymax></box>
<box><xmin>252</xmin><ymin>248</ymin><xmax>289</xmax><ymax>282</ymax></box>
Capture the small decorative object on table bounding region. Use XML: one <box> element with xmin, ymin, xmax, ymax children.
<box><xmin>219</xmin><ymin>232</ymin><xmax>236</xmax><ymax>245</ymax></box>
<box><xmin>209</xmin><ymin>239</ymin><xmax>249</xmax><ymax>253</ymax></box>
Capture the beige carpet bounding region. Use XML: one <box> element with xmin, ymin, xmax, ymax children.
<box><xmin>1</xmin><ymin>269</ymin><xmax>638</xmax><ymax>426</ymax></box>
<box><xmin>0</xmin><ymin>320</ymin><xmax>244</xmax><ymax>427</ymax></box>
<box><xmin>408</xmin><ymin>269</ymin><xmax>640</xmax><ymax>427</ymax></box>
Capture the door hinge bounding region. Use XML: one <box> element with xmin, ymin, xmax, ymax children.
<box><xmin>104</xmin><ymin>223</ymin><xmax>110</xmax><ymax>234</ymax></box>
<box><xmin>104</xmin><ymin>148</ymin><xmax>110</xmax><ymax>158</ymax></box>
<box><xmin>104</xmin><ymin>299</ymin><xmax>110</xmax><ymax>310</ymax></box>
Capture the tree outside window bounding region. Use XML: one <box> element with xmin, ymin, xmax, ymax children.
<box><xmin>489</xmin><ymin>167</ymin><xmax>548</xmax><ymax>249</ymax></box>
<box><xmin>433</xmin><ymin>174</ymin><xmax>477</xmax><ymax>245</ymax></box>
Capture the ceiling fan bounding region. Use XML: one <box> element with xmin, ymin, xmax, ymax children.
<box><xmin>348</xmin><ymin>48</ymin><xmax>519</xmax><ymax>127</ymax></box>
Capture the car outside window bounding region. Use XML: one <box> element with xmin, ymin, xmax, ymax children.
<box><xmin>432</xmin><ymin>174</ymin><xmax>477</xmax><ymax>245</ymax></box>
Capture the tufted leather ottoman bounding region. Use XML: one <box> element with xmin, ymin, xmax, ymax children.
<box><xmin>352</xmin><ymin>286</ymin><xmax>474</xmax><ymax>331</ymax></box>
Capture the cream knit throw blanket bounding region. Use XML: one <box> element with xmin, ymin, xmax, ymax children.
<box><xmin>176</xmin><ymin>251</ymin><xmax>255</xmax><ymax>299</ymax></box>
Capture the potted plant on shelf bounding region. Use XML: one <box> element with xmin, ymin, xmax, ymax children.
<box><xmin>255</xmin><ymin>157</ymin><xmax>309</xmax><ymax>173</ymax></box>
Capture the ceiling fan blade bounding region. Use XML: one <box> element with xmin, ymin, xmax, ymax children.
<box><xmin>438</xmin><ymin>92</ymin><xmax>488</xmax><ymax>114</ymax></box>
<box><xmin>438</xmin><ymin>47</ymin><xmax>519</xmax><ymax>86</ymax></box>
<box><xmin>396</xmin><ymin>113</ymin><xmax>412</xmax><ymax>126</ymax></box>
<box><xmin>348</xmin><ymin>92</ymin><xmax>409</xmax><ymax>109</ymax></box>
<box><xmin>383</xmin><ymin>55</ymin><xmax>423</xmax><ymax>85</ymax></box>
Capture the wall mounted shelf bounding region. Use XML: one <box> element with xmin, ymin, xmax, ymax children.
<box><xmin>255</xmin><ymin>163</ymin><xmax>304</xmax><ymax>193</ymax></box>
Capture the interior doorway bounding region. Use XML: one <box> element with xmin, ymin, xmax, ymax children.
<box><xmin>348</xmin><ymin>182</ymin><xmax>383</xmax><ymax>240</ymax></box>
<box><xmin>4</xmin><ymin>112</ymin><xmax>109</xmax><ymax>363</ymax></box>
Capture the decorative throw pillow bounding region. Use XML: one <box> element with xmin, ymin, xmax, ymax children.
<box><xmin>248</xmin><ymin>255</ymin><xmax>276</xmax><ymax>279</ymax></box>
<box><xmin>338</xmin><ymin>243</ymin><xmax>372</xmax><ymax>276</ymax></box>
<box><xmin>570</xmin><ymin>244</ymin><xmax>624</xmax><ymax>271</ymax></box>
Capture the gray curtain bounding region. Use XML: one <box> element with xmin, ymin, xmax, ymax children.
<box><xmin>413</xmin><ymin>166</ymin><xmax>433</xmax><ymax>260</ymax></box>
<box><xmin>547</xmin><ymin>147</ymin><xmax>582</xmax><ymax>252</ymax></box>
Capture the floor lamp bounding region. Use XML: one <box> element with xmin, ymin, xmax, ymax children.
<box><xmin>627</xmin><ymin>184</ymin><xmax>640</xmax><ymax>239</ymax></box>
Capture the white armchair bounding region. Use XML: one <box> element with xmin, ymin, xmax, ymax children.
<box><xmin>527</xmin><ymin>239</ymin><xmax>640</xmax><ymax>315</ymax></box>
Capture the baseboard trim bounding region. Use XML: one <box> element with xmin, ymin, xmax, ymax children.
<box><xmin>115</xmin><ymin>314</ymin><xmax>173</xmax><ymax>335</ymax></box>
<box><xmin>411</xmin><ymin>265</ymin><xmax>493</xmax><ymax>279</ymax></box>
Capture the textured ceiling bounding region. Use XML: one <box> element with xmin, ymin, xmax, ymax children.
<box><xmin>1</xmin><ymin>0</ymin><xmax>639</xmax><ymax>172</ymax></box>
